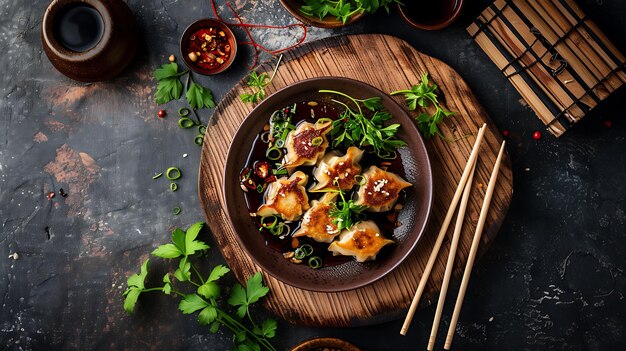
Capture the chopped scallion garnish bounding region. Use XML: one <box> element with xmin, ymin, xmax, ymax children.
<box><xmin>166</xmin><ymin>167</ymin><xmax>181</xmax><ymax>180</ymax></box>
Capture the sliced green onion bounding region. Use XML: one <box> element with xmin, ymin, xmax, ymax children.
<box><xmin>170</xmin><ymin>182</ymin><xmax>178</xmax><ymax>191</ymax></box>
<box><xmin>152</xmin><ymin>172</ymin><xmax>163</xmax><ymax>180</ymax></box>
<box><xmin>354</xmin><ymin>174</ymin><xmax>365</xmax><ymax>185</ymax></box>
<box><xmin>173</xmin><ymin>207</ymin><xmax>182</xmax><ymax>215</ymax></box>
<box><xmin>269</xmin><ymin>224</ymin><xmax>283</xmax><ymax>236</ymax></box>
<box><xmin>316</xmin><ymin>118</ymin><xmax>332</xmax><ymax>124</ymax></box>
<box><xmin>194</xmin><ymin>135</ymin><xmax>204</xmax><ymax>146</ymax></box>
<box><xmin>272</xmin><ymin>167</ymin><xmax>288</xmax><ymax>176</ymax></box>
<box><xmin>311</xmin><ymin>136</ymin><xmax>323</xmax><ymax>146</ymax></box>
<box><xmin>261</xmin><ymin>216</ymin><xmax>278</xmax><ymax>229</ymax></box>
<box><xmin>178</xmin><ymin>117</ymin><xmax>195</xmax><ymax>128</ymax></box>
<box><xmin>198</xmin><ymin>125</ymin><xmax>207</xmax><ymax>135</ymax></box>
<box><xmin>260</xmin><ymin>131</ymin><xmax>271</xmax><ymax>143</ymax></box>
<box><xmin>294</xmin><ymin>248</ymin><xmax>306</xmax><ymax>260</ymax></box>
<box><xmin>266</xmin><ymin>147</ymin><xmax>283</xmax><ymax>160</ymax></box>
<box><xmin>166</xmin><ymin>167</ymin><xmax>181</xmax><ymax>180</ymax></box>
<box><xmin>178</xmin><ymin>108</ymin><xmax>190</xmax><ymax>117</ymax></box>
<box><xmin>275</xmin><ymin>139</ymin><xmax>285</xmax><ymax>148</ymax></box>
<box><xmin>378</xmin><ymin>150</ymin><xmax>397</xmax><ymax>160</ymax></box>
<box><xmin>300</xmin><ymin>244</ymin><xmax>313</xmax><ymax>256</ymax></box>
<box><xmin>269</xmin><ymin>222</ymin><xmax>290</xmax><ymax>237</ymax></box>
<box><xmin>256</xmin><ymin>184</ymin><xmax>264</xmax><ymax>193</ymax></box>
<box><xmin>308</xmin><ymin>256</ymin><xmax>322</xmax><ymax>269</ymax></box>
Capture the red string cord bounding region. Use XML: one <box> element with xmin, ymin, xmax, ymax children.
<box><xmin>209</xmin><ymin>0</ymin><xmax>307</xmax><ymax>68</ymax></box>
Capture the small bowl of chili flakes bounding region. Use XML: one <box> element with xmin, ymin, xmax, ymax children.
<box><xmin>180</xmin><ymin>18</ymin><xmax>237</xmax><ymax>75</ymax></box>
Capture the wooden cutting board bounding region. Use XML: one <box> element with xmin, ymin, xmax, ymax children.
<box><xmin>198</xmin><ymin>34</ymin><xmax>513</xmax><ymax>327</ymax></box>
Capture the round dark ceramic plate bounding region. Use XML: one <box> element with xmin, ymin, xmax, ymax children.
<box><xmin>223</xmin><ymin>77</ymin><xmax>432</xmax><ymax>292</ymax></box>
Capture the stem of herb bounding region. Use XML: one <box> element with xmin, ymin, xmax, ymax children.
<box><xmin>191</xmin><ymin>263</ymin><xmax>205</xmax><ymax>284</ymax></box>
<box><xmin>215</xmin><ymin>309</ymin><xmax>276</xmax><ymax>351</ymax></box>
<box><xmin>319</xmin><ymin>89</ymin><xmax>362</xmax><ymax>114</ymax></box>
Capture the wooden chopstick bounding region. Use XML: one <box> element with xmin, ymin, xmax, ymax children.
<box><xmin>427</xmin><ymin>155</ymin><xmax>478</xmax><ymax>351</ymax></box>
<box><xmin>444</xmin><ymin>140</ymin><xmax>507</xmax><ymax>350</ymax></box>
<box><xmin>400</xmin><ymin>123</ymin><xmax>486</xmax><ymax>336</ymax></box>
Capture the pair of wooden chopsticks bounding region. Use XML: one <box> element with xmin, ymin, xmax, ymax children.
<box><xmin>400</xmin><ymin>123</ymin><xmax>507</xmax><ymax>350</ymax></box>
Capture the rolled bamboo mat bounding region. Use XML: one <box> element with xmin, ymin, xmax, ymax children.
<box><xmin>468</xmin><ymin>0</ymin><xmax>626</xmax><ymax>137</ymax></box>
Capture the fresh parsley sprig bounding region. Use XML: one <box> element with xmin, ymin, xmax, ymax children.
<box><xmin>240</xmin><ymin>71</ymin><xmax>270</xmax><ymax>103</ymax></box>
<box><xmin>320</xmin><ymin>89</ymin><xmax>407</xmax><ymax>159</ymax></box>
<box><xmin>154</xmin><ymin>62</ymin><xmax>215</xmax><ymax>109</ymax></box>
<box><xmin>123</xmin><ymin>222</ymin><xmax>277</xmax><ymax>351</ymax></box>
<box><xmin>300</xmin><ymin>0</ymin><xmax>402</xmax><ymax>24</ymax></box>
<box><xmin>240</xmin><ymin>55</ymin><xmax>283</xmax><ymax>104</ymax></box>
<box><xmin>391</xmin><ymin>73</ymin><xmax>455</xmax><ymax>139</ymax></box>
<box><xmin>328</xmin><ymin>184</ymin><xmax>367</xmax><ymax>231</ymax></box>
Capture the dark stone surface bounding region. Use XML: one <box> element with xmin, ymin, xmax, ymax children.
<box><xmin>1</xmin><ymin>0</ymin><xmax>624</xmax><ymax>350</ymax></box>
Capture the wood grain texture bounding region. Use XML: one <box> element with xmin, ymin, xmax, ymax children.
<box><xmin>198</xmin><ymin>34</ymin><xmax>513</xmax><ymax>327</ymax></box>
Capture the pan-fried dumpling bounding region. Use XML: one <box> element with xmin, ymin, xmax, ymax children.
<box><xmin>256</xmin><ymin>171</ymin><xmax>310</xmax><ymax>221</ymax></box>
<box><xmin>328</xmin><ymin>221</ymin><xmax>394</xmax><ymax>262</ymax></box>
<box><xmin>283</xmin><ymin>121</ymin><xmax>332</xmax><ymax>172</ymax></box>
<box><xmin>310</xmin><ymin>146</ymin><xmax>364</xmax><ymax>192</ymax></box>
<box><xmin>353</xmin><ymin>166</ymin><xmax>411</xmax><ymax>212</ymax></box>
<box><xmin>293</xmin><ymin>193</ymin><xmax>339</xmax><ymax>243</ymax></box>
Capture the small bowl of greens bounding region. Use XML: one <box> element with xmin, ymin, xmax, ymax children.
<box><xmin>279</xmin><ymin>0</ymin><xmax>399</xmax><ymax>28</ymax></box>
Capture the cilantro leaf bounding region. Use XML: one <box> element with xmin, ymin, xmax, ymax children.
<box><xmin>172</xmin><ymin>228</ymin><xmax>186</xmax><ymax>254</ymax></box>
<box><xmin>184</xmin><ymin>222</ymin><xmax>209</xmax><ymax>255</ymax></box>
<box><xmin>256</xmin><ymin>319</ymin><xmax>277</xmax><ymax>338</ymax></box>
<box><xmin>179</xmin><ymin>294</ymin><xmax>209</xmax><ymax>314</ymax></box>
<box><xmin>329</xmin><ymin>187</ymin><xmax>367</xmax><ymax>231</ymax></box>
<box><xmin>391</xmin><ymin>73</ymin><xmax>455</xmax><ymax>139</ymax></box>
<box><xmin>154</xmin><ymin>63</ymin><xmax>184</xmax><ymax>105</ymax></box>
<box><xmin>228</xmin><ymin>283</ymin><xmax>248</xmax><ymax>318</ymax></box>
<box><xmin>174</xmin><ymin>256</ymin><xmax>191</xmax><ymax>282</ymax></box>
<box><xmin>162</xmin><ymin>274</ymin><xmax>172</xmax><ymax>295</ymax></box>
<box><xmin>186</xmin><ymin>81</ymin><xmax>216</xmax><ymax>110</ymax></box>
<box><xmin>245</xmin><ymin>272</ymin><xmax>270</xmax><ymax>305</ymax></box>
<box><xmin>197</xmin><ymin>306</ymin><xmax>217</xmax><ymax>326</ymax></box>
<box><xmin>154</xmin><ymin>62</ymin><xmax>180</xmax><ymax>80</ymax></box>
<box><xmin>240</xmin><ymin>71</ymin><xmax>270</xmax><ymax>104</ymax></box>
<box><xmin>123</xmin><ymin>259</ymin><xmax>149</xmax><ymax>314</ymax></box>
<box><xmin>228</xmin><ymin>273</ymin><xmax>270</xmax><ymax>319</ymax></box>
<box><xmin>198</xmin><ymin>281</ymin><xmax>220</xmax><ymax>299</ymax></box>
<box><xmin>152</xmin><ymin>243</ymin><xmax>183</xmax><ymax>258</ymax></box>
<box><xmin>324</xmin><ymin>90</ymin><xmax>406</xmax><ymax>158</ymax></box>
<box><xmin>208</xmin><ymin>264</ymin><xmax>230</xmax><ymax>282</ymax></box>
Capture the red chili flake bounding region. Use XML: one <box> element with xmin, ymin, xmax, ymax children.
<box><xmin>46</xmin><ymin>192</ymin><xmax>55</xmax><ymax>200</ymax></box>
<box><xmin>603</xmin><ymin>119</ymin><xmax>612</xmax><ymax>128</ymax></box>
<box><xmin>502</xmin><ymin>130</ymin><xmax>509</xmax><ymax>137</ymax></box>
<box><xmin>157</xmin><ymin>110</ymin><xmax>166</xmax><ymax>118</ymax></box>
<box><xmin>533</xmin><ymin>131</ymin><xmax>541</xmax><ymax>140</ymax></box>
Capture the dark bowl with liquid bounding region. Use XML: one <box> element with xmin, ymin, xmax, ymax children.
<box><xmin>397</xmin><ymin>0</ymin><xmax>465</xmax><ymax>30</ymax></box>
<box><xmin>41</xmin><ymin>0</ymin><xmax>139</xmax><ymax>82</ymax></box>
<box><xmin>222</xmin><ymin>77</ymin><xmax>433</xmax><ymax>292</ymax></box>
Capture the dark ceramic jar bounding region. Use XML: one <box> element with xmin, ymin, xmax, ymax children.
<box><xmin>41</xmin><ymin>0</ymin><xmax>140</xmax><ymax>82</ymax></box>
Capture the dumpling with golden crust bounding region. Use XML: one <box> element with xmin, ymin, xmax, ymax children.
<box><xmin>310</xmin><ymin>146</ymin><xmax>364</xmax><ymax>192</ymax></box>
<box><xmin>328</xmin><ymin>221</ymin><xmax>394</xmax><ymax>262</ymax></box>
<box><xmin>283</xmin><ymin>121</ymin><xmax>332</xmax><ymax>172</ymax></box>
<box><xmin>293</xmin><ymin>193</ymin><xmax>339</xmax><ymax>243</ymax></box>
<box><xmin>256</xmin><ymin>171</ymin><xmax>310</xmax><ymax>221</ymax></box>
<box><xmin>353</xmin><ymin>166</ymin><xmax>411</xmax><ymax>212</ymax></box>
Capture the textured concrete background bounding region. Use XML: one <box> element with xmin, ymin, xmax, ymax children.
<box><xmin>0</xmin><ymin>0</ymin><xmax>625</xmax><ymax>350</ymax></box>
